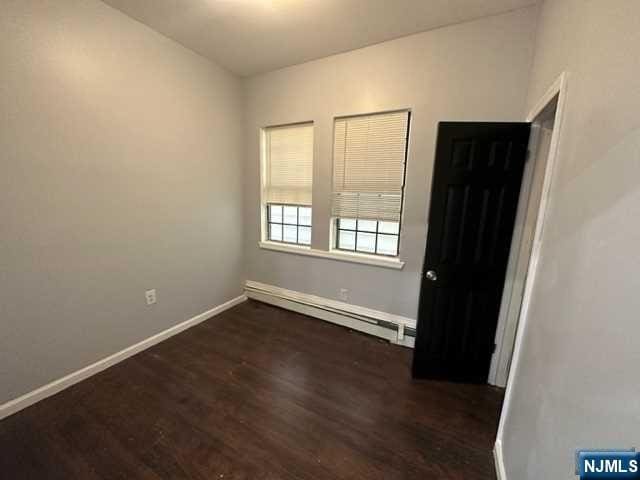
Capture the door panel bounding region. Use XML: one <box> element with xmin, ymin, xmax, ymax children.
<box><xmin>413</xmin><ymin>122</ymin><xmax>530</xmax><ymax>383</ymax></box>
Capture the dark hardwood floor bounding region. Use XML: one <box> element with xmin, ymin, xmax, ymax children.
<box><xmin>0</xmin><ymin>300</ymin><xmax>503</xmax><ymax>479</ymax></box>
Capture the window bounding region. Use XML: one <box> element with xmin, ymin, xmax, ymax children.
<box><xmin>267</xmin><ymin>204</ymin><xmax>312</xmax><ymax>245</ymax></box>
<box><xmin>262</xmin><ymin>123</ymin><xmax>313</xmax><ymax>246</ymax></box>
<box><xmin>332</xmin><ymin>111</ymin><xmax>409</xmax><ymax>256</ymax></box>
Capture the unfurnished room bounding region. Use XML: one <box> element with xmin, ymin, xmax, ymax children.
<box><xmin>1</xmin><ymin>1</ymin><xmax>639</xmax><ymax>479</ymax></box>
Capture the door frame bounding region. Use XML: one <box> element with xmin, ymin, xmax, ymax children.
<box><xmin>494</xmin><ymin>72</ymin><xmax>568</xmax><ymax>476</ymax></box>
<box><xmin>488</xmin><ymin>120</ymin><xmax>545</xmax><ymax>386</ymax></box>
<box><xmin>488</xmin><ymin>77</ymin><xmax>564</xmax><ymax>387</ymax></box>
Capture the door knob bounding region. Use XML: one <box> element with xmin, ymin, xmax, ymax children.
<box><xmin>425</xmin><ymin>270</ymin><xmax>438</xmax><ymax>281</ymax></box>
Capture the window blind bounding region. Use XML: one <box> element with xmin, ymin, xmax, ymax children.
<box><xmin>264</xmin><ymin>123</ymin><xmax>314</xmax><ymax>205</ymax></box>
<box><xmin>331</xmin><ymin>111</ymin><xmax>409</xmax><ymax>222</ymax></box>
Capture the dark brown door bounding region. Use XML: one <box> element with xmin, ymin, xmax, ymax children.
<box><xmin>413</xmin><ymin>122</ymin><xmax>530</xmax><ymax>383</ymax></box>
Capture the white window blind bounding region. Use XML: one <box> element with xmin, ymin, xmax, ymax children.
<box><xmin>332</xmin><ymin>111</ymin><xmax>409</xmax><ymax>222</ymax></box>
<box><xmin>263</xmin><ymin>123</ymin><xmax>314</xmax><ymax>206</ymax></box>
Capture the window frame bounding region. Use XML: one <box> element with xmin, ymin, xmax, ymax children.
<box><xmin>331</xmin><ymin>109</ymin><xmax>411</xmax><ymax>258</ymax></box>
<box><xmin>266</xmin><ymin>203</ymin><xmax>312</xmax><ymax>247</ymax></box>
<box><xmin>260</xmin><ymin>121</ymin><xmax>314</xmax><ymax>247</ymax></box>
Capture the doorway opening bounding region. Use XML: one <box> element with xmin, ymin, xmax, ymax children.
<box><xmin>413</xmin><ymin>73</ymin><xmax>567</xmax><ymax>388</ymax></box>
<box><xmin>489</xmin><ymin>95</ymin><xmax>560</xmax><ymax>387</ymax></box>
<box><xmin>413</xmin><ymin>122</ymin><xmax>531</xmax><ymax>383</ymax></box>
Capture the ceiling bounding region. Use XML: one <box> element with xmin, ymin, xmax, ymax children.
<box><xmin>102</xmin><ymin>0</ymin><xmax>538</xmax><ymax>77</ymax></box>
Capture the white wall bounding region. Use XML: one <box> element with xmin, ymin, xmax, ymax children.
<box><xmin>500</xmin><ymin>0</ymin><xmax>640</xmax><ymax>478</ymax></box>
<box><xmin>243</xmin><ymin>7</ymin><xmax>538</xmax><ymax>319</ymax></box>
<box><xmin>0</xmin><ymin>0</ymin><xmax>244</xmax><ymax>404</ymax></box>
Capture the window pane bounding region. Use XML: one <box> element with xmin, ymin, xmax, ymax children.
<box><xmin>358</xmin><ymin>219</ymin><xmax>377</xmax><ymax>232</ymax></box>
<box><xmin>356</xmin><ymin>232</ymin><xmax>376</xmax><ymax>253</ymax></box>
<box><xmin>269</xmin><ymin>223</ymin><xmax>282</xmax><ymax>241</ymax></box>
<box><xmin>339</xmin><ymin>218</ymin><xmax>356</xmax><ymax>230</ymax></box>
<box><xmin>269</xmin><ymin>205</ymin><xmax>282</xmax><ymax>223</ymax></box>
<box><xmin>299</xmin><ymin>207</ymin><xmax>312</xmax><ymax>226</ymax></box>
<box><xmin>338</xmin><ymin>230</ymin><xmax>356</xmax><ymax>250</ymax></box>
<box><xmin>283</xmin><ymin>206</ymin><xmax>298</xmax><ymax>225</ymax></box>
<box><xmin>378</xmin><ymin>221</ymin><xmax>400</xmax><ymax>235</ymax></box>
<box><xmin>283</xmin><ymin>224</ymin><xmax>297</xmax><ymax>243</ymax></box>
<box><xmin>298</xmin><ymin>226</ymin><xmax>311</xmax><ymax>245</ymax></box>
<box><xmin>377</xmin><ymin>234</ymin><xmax>399</xmax><ymax>256</ymax></box>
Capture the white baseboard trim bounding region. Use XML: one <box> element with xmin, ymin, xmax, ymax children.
<box><xmin>494</xmin><ymin>439</ymin><xmax>507</xmax><ymax>480</ymax></box>
<box><xmin>0</xmin><ymin>294</ymin><xmax>247</xmax><ymax>421</ymax></box>
<box><xmin>245</xmin><ymin>280</ymin><xmax>415</xmax><ymax>348</ymax></box>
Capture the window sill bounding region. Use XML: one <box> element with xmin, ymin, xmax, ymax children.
<box><xmin>259</xmin><ymin>241</ymin><xmax>405</xmax><ymax>270</ymax></box>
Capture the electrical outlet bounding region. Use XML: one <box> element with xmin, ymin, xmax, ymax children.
<box><xmin>339</xmin><ymin>288</ymin><xmax>349</xmax><ymax>302</ymax></box>
<box><xmin>145</xmin><ymin>289</ymin><xmax>157</xmax><ymax>305</ymax></box>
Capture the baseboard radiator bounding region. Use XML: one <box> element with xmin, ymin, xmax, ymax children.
<box><xmin>245</xmin><ymin>280</ymin><xmax>416</xmax><ymax>348</ymax></box>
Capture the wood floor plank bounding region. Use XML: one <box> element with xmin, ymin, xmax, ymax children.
<box><xmin>0</xmin><ymin>300</ymin><xmax>503</xmax><ymax>479</ymax></box>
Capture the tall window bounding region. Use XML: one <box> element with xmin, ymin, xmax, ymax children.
<box><xmin>332</xmin><ymin>111</ymin><xmax>409</xmax><ymax>256</ymax></box>
<box><xmin>262</xmin><ymin>123</ymin><xmax>314</xmax><ymax>246</ymax></box>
